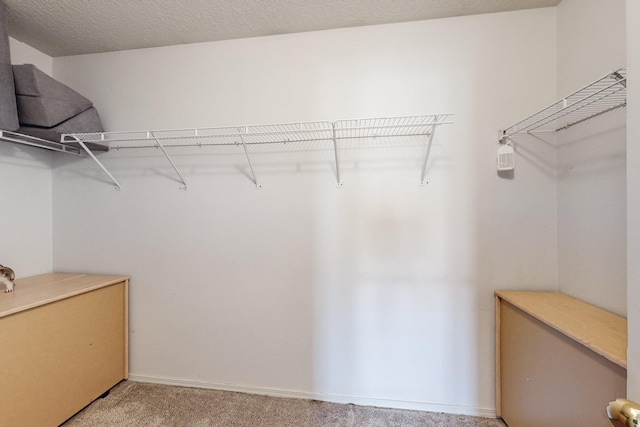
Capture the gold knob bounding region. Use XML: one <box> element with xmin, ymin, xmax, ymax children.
<box><xmin>608</xmin><ymin>398</ymin><xmax>640</xmax><ymax>427</ymax></box>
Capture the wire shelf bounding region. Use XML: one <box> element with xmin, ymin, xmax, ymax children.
<box><xmin>54</xmin><ymin>114</ymin><xmax>452</xmax><ymax>190</ymax></box>
<box><xmin>62</xmin><ymin>121</ymin><xmax>337</xmax><ymax>149</ymax></box>
<box><xmin>61</xmin><ymin>115</ymin><xmax>452</xmax><ymax>149</ymax></box>
<box><xmin>334</xmin><ymin>115</ymin><xmax>449</xmax><ymax>139</ymax></box>
<box><xmin>500</xmin><ymin>68</ymin><xmax>626</xmax><ymax>141</ymax></box>
<box><xmin>0</xmin><ymin>130</ymin><xmax>82</xmax><ymax>155</ymax></box>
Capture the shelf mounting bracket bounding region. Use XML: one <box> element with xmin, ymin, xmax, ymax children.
<box><xmin>239</xmin><ymin>128</ymin><xmax>261</xmax><ymax>188</ymax></box>
<box><xmin>331</xmin><ymin>123</ymin><xmax>343</xmax><ymax>187</ymax></box>
<box><xmin>420</xmin><ymin>116</ymin><xmax>439</xmax><ymax>185</ymax></box>
<box><xmin>68</xmin><ymin>135</ymin><xmax>122</xmax><ymax>190</ymax></box>
<box><xmin>149</xmin><ymin>132</ymin><xmax>188</xmax><ymax>190</ymax></box>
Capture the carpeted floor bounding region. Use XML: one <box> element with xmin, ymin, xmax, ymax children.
<box><xmin>62</xmin><ymin>381</ymin><xmax>507</xmax><ymax>427</ymax></box>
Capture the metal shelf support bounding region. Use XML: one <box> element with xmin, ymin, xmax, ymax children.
<box><xmin>420</xmin><ymin>116</ymin><xmax>440</xmax><ymax>185</ymax></box>
<box><xmin>331</xmin><ymin>123</ymin><xmax>342</xmax><ymax>187</ymax></box>
<box><xmin>149</xmin><ymin>131</ymin><xmax>188</xmax><ymax>190</ymax></box>
<box><xmin>239</xmin><ymin>129</ymin><xmax>261</xmax><ymax>188</ymax></box>
<box><xmin>68</xmin><ymin>135</ymin><xmax>122</xmax><ymax>190</ymax></box>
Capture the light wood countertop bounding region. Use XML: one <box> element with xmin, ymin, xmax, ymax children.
<box><xmin>0</xmin><ymin>273</ymin><xmax>129</xmax><ymax>318</ymax></box>
<box><xmin>495</xmin><ymin>291</ymin><xmax>627</xmax><ymax>369</ymax></box>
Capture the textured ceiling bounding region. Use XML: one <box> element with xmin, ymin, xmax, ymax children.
<box><xmin>4</xmin><ymin>0</ymin><xmax>560</xmax><ymax>57</ymax></box>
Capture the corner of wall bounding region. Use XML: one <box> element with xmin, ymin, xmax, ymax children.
<box><xmin>626</xmin><ymin>0</ymin><xmax>640</xmax><ymax>403</ymax></box>
<box><xmin>554</xmin><ymin>0</ymin><xmax>627</xmax><ymax>314</ymax></box>
<box><xmin>9</xmin><ymin>36</ymin><xmax>52</xmax><ymax>74</ymax></box>
<box><xmin>3</xmin><ymin>37</ymin><xmax>55</xmax><ymax>276</ymax></box>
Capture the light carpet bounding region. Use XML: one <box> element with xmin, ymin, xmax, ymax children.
<box><xmin>62</xmin><ymin>381</ymin><xmax>507</xmax><ymax>427</ymax></box>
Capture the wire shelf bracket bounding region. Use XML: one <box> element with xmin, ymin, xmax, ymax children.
<box><xmin>238</xmin><ymin>129</ymin><xmax>261</xmax><ymax>189</ymax></box>
<box><xmin>499</xmin><ymin>68</ymin><xmax>626</xmax><ymax>143</ymax></box>
<box><xmin>66</xmin><ymin>135</ymin><xmax>122</xmax><ymax>190</ymax></box>
<box><xmin>60</xmin><ymin>114</ymin><xmax>452</xmax><ymax>189</ymax></box>
<box><xmin>150</xmin><ymin>131</ymin><xmax>188</xmax><ymax>190</ymax></box>
<box><xmin>331</xmin><ymin>124</ymin><xmax>342</xmax><ymax>187</ymax></box>
<box><xmin>420</xmin><ymin>117</ymin><xmax>440</xmax><ymax>185</ymax></box>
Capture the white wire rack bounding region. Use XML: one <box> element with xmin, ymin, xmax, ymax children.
<box><xmin>0</xmin><ymin>130</ymin><xmax>82</xmax><ymax>155</ymax></box>
<box><xmin>499</xmin><ymin>68</ymin><xmax>626</xmax><ymax>142</ymax></box>
<box><xmin>60</xmin><ymin>114</ymin><xmax>452</xmax><ymax>190</ymax></box>
<box><xmin>66</xmin><ymin>121</ymin><xmax>336</xmax><ymax>149</ymax></box>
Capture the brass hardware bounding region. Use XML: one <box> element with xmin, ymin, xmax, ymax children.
<box><xmin>608</xmin><ymin>398</ymin><xmax>640</xmax><ymax>427</ymax></box>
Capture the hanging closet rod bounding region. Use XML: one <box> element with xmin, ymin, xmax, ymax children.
<box><xmin>500</xmin><ymin>68</ymin><xmax>626</xmax><ymax>142</ymax></box>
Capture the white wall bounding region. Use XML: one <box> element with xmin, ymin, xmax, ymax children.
<box><xmin>555</xmin><ymin>0</ymin><xmax>627</xmax><ymax>315</ymax></box>
<box><xmin>0</xmin><ymin>143</ymin><xmax>53</xmax><ymax>277</ymax></box>
<box><xmin>9</xmin><ymin>36</ymin><xmax>52</xmax><ymax>74</ymax></box>
<box><xmin>51</xmin><ymin>8</ymin><xmax>557</xmax><ymax>416</ymax></box>
<box><xmin>626</xmin><ymin>0</ymin><xmax>640</xmax><ymax>401</ymax></box>
<box><xmin>0</xmin><ymin>38</ymin><xmax>54</xmax><ymax>277</ymax></box>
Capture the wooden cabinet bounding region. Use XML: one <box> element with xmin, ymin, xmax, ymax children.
<box><xmin>495</xmin><ymin>291</ymin><xmax>626</xmax><ymax>427</ymax></box>
<box><xmin>0</xmin><ymin>273</ymin><xmax>129</xmax><ymax>427</ymax></box>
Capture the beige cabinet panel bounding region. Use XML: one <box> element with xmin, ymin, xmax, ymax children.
<box><xmin>0</xmin><ymin>273</ymin><xmax>129</xmax><ymax>427</ymax></box>
<box><xmin>495</xmin><ymin>291</ymin><xmax>626</xmax><ymax>427</ymax></box>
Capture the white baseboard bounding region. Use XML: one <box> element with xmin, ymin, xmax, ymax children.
<box><xmin>126</xmin><ymin>374</ymin><xmax>497</xmax><ymax>419</ymax></box>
